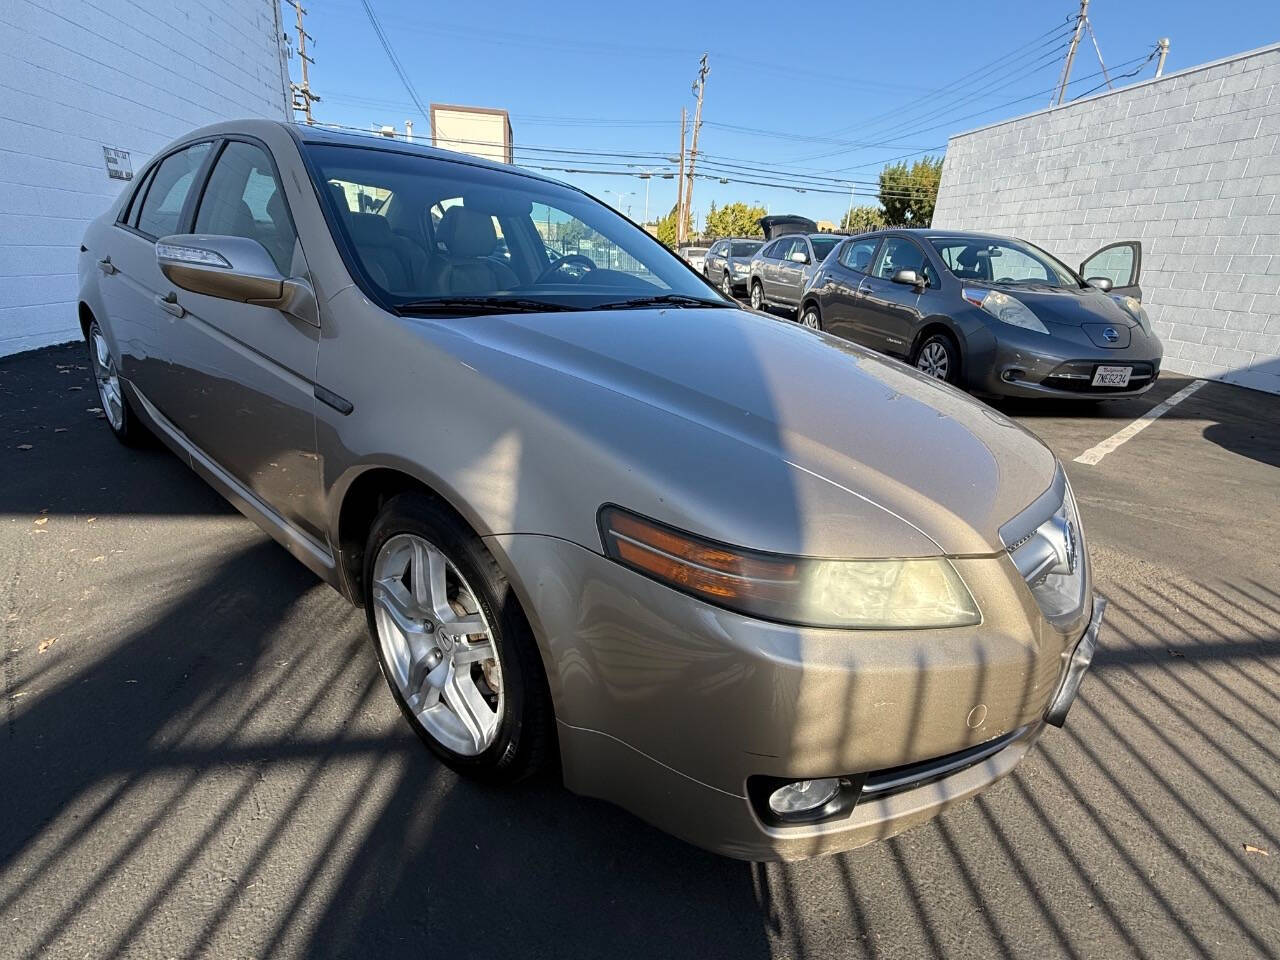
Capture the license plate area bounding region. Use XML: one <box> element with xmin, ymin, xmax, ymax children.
<box><xmin>1092</xmin><ymin>365</ymin><xmax>1132</xmax><ymax>387</ymax></box>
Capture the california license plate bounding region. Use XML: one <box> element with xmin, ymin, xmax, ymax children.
<box><xmin>1092</xmin><ymin>365</ymin><xmax>1132</xmax><ymax>387</ymax></box>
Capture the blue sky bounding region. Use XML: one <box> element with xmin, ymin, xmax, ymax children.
<box><xmin>289</xmin><ymin>1</ymin><xmax>1279</xmax><ymax>224</ymax></box>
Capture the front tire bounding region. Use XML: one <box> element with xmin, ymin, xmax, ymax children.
<box><xmin>721</xmin><ymin>272</ymin><xmax>734</xmax><ymax>298</ymax></box>
<box><xmin>799</xmin><ymin>304</ymin><xmax>823</xmax><ymax>331</ymax></box>
<box><xmin>87</xmin><ymin>320</ymin><xmax>149</xmax><ymax>446</ymax></box>
<box><xmin>363</xmin><ymin>493</ymin><xmax>553</xmax><ymax>784</ymax></box>
<box><xmin>913</xmin><ymin>332</ymin><xmax>961</xmax><ymax>385</ymax></box>
<box><xmin>750</xmin><ymin>280</ymin><xmax>765</xmax><ymax>311</ymax></box>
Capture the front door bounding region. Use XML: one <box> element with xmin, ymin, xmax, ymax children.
<box><xmin>1080</xmin><ymin>241</ymin><xmax>1142</xmax><ymax>300</ymax></box>
<box><xmin>774</xmin><ymin>238</ymin><xmax>808</xmax><ymax>306</ymax></box>
<box><xmin>165</xmin><ymin>138</ymin><xmax>326</xmax><ymax>542</ymax></box>
<box><xmin>860</xmin><ymin>235</ymin><xmax>932</xmax><ymax>358</ymax></box>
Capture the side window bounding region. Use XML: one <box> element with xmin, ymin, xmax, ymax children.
<box><xmin>119</xmin><ymin>166</ymin><xmax>156</xmax><ymax>227</ymax></box>
<box><xmin>194</xmin><ymin>141</ymin><xmax>297</xmax><ymax>275</ymax></box>
<box><xmin>838</xmin><ymin>237</ymin><xmax>879</xmax><ymax>274</ymax></box>
<box><xmin>135</xmin><ymin>142</ymin><xmax>212</xmax><ymax>239</ymax></box>
<box><xmin>775</xmin><ymin>238</ymin><xmax>798</xmax><ymax>262</ymax></box>
<box><xmin>872</xmin><ymin>237</ymin><xmax>928</xmax><ymax>281</ymax></box>
<box><xmin>762</xmin><ymin>240</ymin><xmax>782</xmax><ymax>260</ymax></box>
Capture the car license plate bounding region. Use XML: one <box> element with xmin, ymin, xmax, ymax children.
<box><xmin>1092</xmin><ymin>365</ymin><xmax>1132</xmax><ymax>387</ymax></box>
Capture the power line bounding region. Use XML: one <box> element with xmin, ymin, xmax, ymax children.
<box><xmin>357</xmin><ymin>0</ymin><xmax>430</xmax><ymax>122</ymax></box>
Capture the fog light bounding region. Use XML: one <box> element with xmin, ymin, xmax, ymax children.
<box><xmin>767</xmin><ymin>778</ymin><xmax>840</xmax><ymax>819</ymax></box>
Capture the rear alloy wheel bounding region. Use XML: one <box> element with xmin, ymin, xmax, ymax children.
<box><xmin>800</xmin><ymin>305</ymin><xmax>823</xmax><ymax>331</ymax></box>
<box><xmin>914</xmin><ymin>334</ymin><xmax>959</xmax><ymax>384</ymax></box>
<box><xmin>721</xmin><ymin>272</ymin><xmax>734</xmax><ymax>297</ymax></box>
<box><xmin>364</xmin><ymin>494</ymin><xmax>552</xmax><ymax>783</ymax></box>
<box><xmin>750</xmin><ymin>281</ymin><xmax>764</xmax><ymax>311</ymax></box>
<box><xmin>87</xmin><ymin>320</ymin><xmax>148</xmax><ymax>445</ymax></box>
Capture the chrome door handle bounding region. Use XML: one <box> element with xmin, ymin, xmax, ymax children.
<box><xmin>97</xmin><ymin>256</ymin><xmax>117</xmax><ymax>275</ymax></box>
<box><xmin>156</xmin><ymin>292</ymin><xmax>185</xmax><ymax>317</ymax></box>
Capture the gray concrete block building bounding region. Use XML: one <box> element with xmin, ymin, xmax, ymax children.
<box><xmin>933</xmin><ymin>43</ymin><xmax>1280</xmax><ymax>395</ymax></box>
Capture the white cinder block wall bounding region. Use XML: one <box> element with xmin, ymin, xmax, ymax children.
<box><xmin>933</xmin><ymin>43</ymin><xmax>1280</xmax><ymax>395</ymax></box>
<box><xmin>0</xmin><ymin>0</ymin><xmax>290</xmax><ymax>355</ymax></box>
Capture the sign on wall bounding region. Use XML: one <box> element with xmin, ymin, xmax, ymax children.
<box><xmin>102</xmin><ymin>146</ymin><xmax>133</xmax><ymax>181</ymax></box>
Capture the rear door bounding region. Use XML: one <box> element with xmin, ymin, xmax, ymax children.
<box><xmin>822</xmin><ymin>236</ymin><xmax>882</xmax><ymax>345</ymax></box>
<box><xmin>1080</xmin><ymin>241</ymin><xmax>1142</xmax><ymax>300</ymax></box>
<box><xmin>102</xmin><ymin>140</ymin><xmax>215</xmax><ymax>418</ymax></box>
<box><xmin>167</xmin><ymin>137</ymin><xmax>326</xmax><ymax>541</ymax></box>
<box><xmin>775</xmin><ymin>238</ymin><xmax>810</xmax><ymax>306</ymax></box>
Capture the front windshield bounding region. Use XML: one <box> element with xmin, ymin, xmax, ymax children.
<box><xmin>810</xmin><ymin>236</ymin><xmax>840</xmax><ymax>263</ymax></box>
<box><xmin>731</xmin><ymin>241</ymin><xmax>762</xmax><ymax>257</ymax></box>
<box><xmin>306</xmin><ymin>143</ymin><xmax>727</xmax><ymax>313</ymax></box>
<box><xmin>930</xmin><ymin>237</ymin><xmax>1082</xmax><ymax>288</ymax></box>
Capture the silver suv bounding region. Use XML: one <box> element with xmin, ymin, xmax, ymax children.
<box><xmin>702</xmin><ymin>237</ymin><xmax>763</xmax><ymax>297</ymax></box>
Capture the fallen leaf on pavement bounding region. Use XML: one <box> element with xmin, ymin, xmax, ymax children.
<box><xmin>54</xmin><ymin>427</ymin><xmax>68</xmax><ymax>432</ymax></box>
<box><xmin>1243</xmin><ymin>844</ymin><xmax>1270</xmax><ymax>856</ymax></box>
<box><xmin>68</xmin><ymin>386</ymin><xmax>83</xmax><ymax>391</ymax></box>
<box><xmin>38</xmin><ymin>637</ymin><xmax>57</xmax><ymax>653</ymax></box>
<box><xmin>17</xmin><ymin>444</ymin><xmax>33</xmax><ymax>451</ymax></box>
<box><xmin>1167</xmin><ymin>649</ymin><xmax>1184</xmax><ymax>658</ymax></box>
<box><xmin>33</xmin><ymin>517</ymin><xmax>47</xmax><ymax>526</ymax></box>
<box><xmin>87</xmin><ymin>407</ymin><xmax>104</xmax><ymax>418</ymax></box>
<box><xmin>87</xmin><ymin>517</ymin><xmax>96</xmax><ymax>523</ymax></box>
<box><xmin>90</xmin><ymin>556</ymin><xmax>105</xmax><ymax>562</ymax></box>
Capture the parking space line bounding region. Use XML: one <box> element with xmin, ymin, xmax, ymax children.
<box><xmin>1074</xmin><ymin>380</ymin><xmax>1207</xmax><ymax>466</ymax></box>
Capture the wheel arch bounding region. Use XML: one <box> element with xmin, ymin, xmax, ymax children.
<box><xmin>911</xmin><ymin>318</ymin><xmax>966</xmax><ymax>376</ymax></box>
<box><xmin>78</xmin><ymin>301</ymin><xmax>96</xmax><ymax>340</ymax></box>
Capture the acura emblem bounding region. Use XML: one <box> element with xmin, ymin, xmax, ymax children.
<box><xmin>1103</xmin><ymin>326</ymin><xmax>1120</xmax><ymax>343</ymax></box>
<box><xmin>1064</xmin><ymin>519</ymin><xmax>1077</xmax><ymax>575</ymax></box>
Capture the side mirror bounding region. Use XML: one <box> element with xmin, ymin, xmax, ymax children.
<box><xmin>789</xmin><ymin>250</ymin><xmax>810</xmax><ymax>264</ymax></box>
<box><xmin>1086</xmin><ymin>276</ymin><xmax>1113</xmax><ymax>292</ymax></box>
<box><xmin>156</xmin><ymin>235</ymin><xmax>313</xmax><ymax>317</ymax></box>
<box><xmin>891</xmin><ymin>268</ymin><xmax>925</xmax><ymax>289</ymax></box>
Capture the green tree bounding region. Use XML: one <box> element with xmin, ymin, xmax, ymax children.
<box><xmin>840</xmin><ymin>204</ymin><xmax>885</xmax><ymax>234</ymax></box>
<box><xmin>655</xmin><ymin>202</ymin><xmax>690</xmax><ymax>248</ymax></box>
<box><xmin>878</xmin><ymin>155</ymin><xmax>944</xmax><ymax>226</ymax></box>
<box><xmin>704</xmin><ymin>201</ymin><xmax>767</xmax><ymax>239</ymax></box>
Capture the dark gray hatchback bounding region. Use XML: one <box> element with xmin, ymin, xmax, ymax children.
<box><xmin>797</xmin><ymin>229</ymin><xmax>1163</xmax><ymax>399</ymax></box>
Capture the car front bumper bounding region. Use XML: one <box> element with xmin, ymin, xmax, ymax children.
<box><xmin>490</xmin><ymin>533</ymin><xmax>1098</xmax><ymax>860</ymax></box>
<box><xmin>967</xmin><ymin>321</ymin><xmax>1164</xmax><ymax>399</ymax></box>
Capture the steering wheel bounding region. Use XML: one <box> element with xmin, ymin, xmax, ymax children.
<box><xmin>536</xmin><ymin>253</ymin><xmax>596</xmax><ymax>284</ymax></box>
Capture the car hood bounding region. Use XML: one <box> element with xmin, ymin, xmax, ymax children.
<box><xmin>438</xmin><ymin>307</ymin><xmax>1058</xmax><ymax>558</ymax></box>
<box><xmin>983</xmin><ymin>284</ymin><xmax>1135</xmax><ymax>327</ymax></box>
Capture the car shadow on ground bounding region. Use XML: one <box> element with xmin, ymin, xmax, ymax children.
<box><xmin>2</xmin><ymin>344</ymin><xmax>1277</xmax><ymax>958</ymax></box>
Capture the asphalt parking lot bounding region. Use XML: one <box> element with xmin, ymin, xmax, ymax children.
<box><xmin>2</xmin><ymin>342</ymin><xmax>1277</xmax><ymax>960</ymax></box>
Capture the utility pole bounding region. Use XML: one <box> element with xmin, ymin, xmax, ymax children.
<box><xmin>676</xmin><ymin>108</ymin><xmax>688</xmax><ymax>245</ymax></box>
<box><xmin>286</xmin><ymin>0</ymin><xmax>320</xmax><ymax>124</ymax></box>
<box><xmin>1054</xmin><ymin>0</ymin><xmax>1089</xmax><ymax>106</ymax></box>
<box><xmin>683</xmin><ymin>54</ymin><xmax>710</xmax><ymax>245</ymax></box>
<box><xmin>1155</xmin><ymin>37</ymin><xmax>1170</xmax><ymax>77</ymax></box>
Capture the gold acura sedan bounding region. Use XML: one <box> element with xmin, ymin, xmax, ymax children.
<box><xmin>77</xmin><ymin>120</ymin><xmax>1103</xmax><ymax>860</ymax></box>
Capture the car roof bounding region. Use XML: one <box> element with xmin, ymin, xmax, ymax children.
<box><xmin>862</xmin><ymin>228</ymin><xmax>1021</xmax><ymax>244</ymax></box>
<box><xmin>165</xmin><ymin>118</ymin><xmax>573</xmax><ymax>190</ymax></box>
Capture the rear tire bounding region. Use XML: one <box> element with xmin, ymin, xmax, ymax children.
<box><xmin>363</xmin><ymin>493</ymin><xmax>554</xmax><ymax>784</ymax></box>
<box><xmin>913</xmin><ymin>332</ymin><xmax>961</xmax><ymax>385</ymax></box>
<box><xmin>750</xmin><ymin>280</ymin><xmax>765</xmax><ymax>312</ymax></box>
<box><xmin>87</xmin><ymin>320</ymin><xmax>150</xmax><ymax>446</ymax></box>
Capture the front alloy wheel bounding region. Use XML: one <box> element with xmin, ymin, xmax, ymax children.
<box><xmin>800</xmin><ymin>306</ymin><xmax>822</xmax><ymax>331</ymax></box>
<box><xmin>721</xmin><ymin>272</ymin><xmax>733</xmax><ymax>297</ymax></box>
<box><xmin>372</xmin><ymin>533</ymin><xmax>503</xmax><ymax>757</ymax></box>
<box><xmin>915</xmin><ymin>335</ymin><xmax>958</xmax><ymax>383</ymax></box>
<box><xmin>363</xmin><ymin>493</ymin><xmax>552</xmax><ymax>783</ymax></box>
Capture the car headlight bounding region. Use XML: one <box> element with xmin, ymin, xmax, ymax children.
<box><xmin>1112</xmin><ymin>294</ymin><xmax>1151</xmax><ymax>334</ymax></box>
<box><xmin>962</xmin><ymin>288</ymin><xmax>1048</xmax><ymax>334</ymax></box>
<box><xmin>598</xmin><ymin>506</ymin><xmax>980</xmax><ymax>629</ymax></box>
<box><xmin>1007</xmin><ymin>479</ymin><xmax>1087</xmax><ymax>619</ymax></box>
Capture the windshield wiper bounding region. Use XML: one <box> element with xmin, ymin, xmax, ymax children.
<box><xmin>591</xmin><ymin>293</ymin><xmax>728</xmax><ymax>311</ymax></box>
<box><xmin>392</xmin><ymin>296</ymin><xmax>585</xmax><ymax>316</ymax></box>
